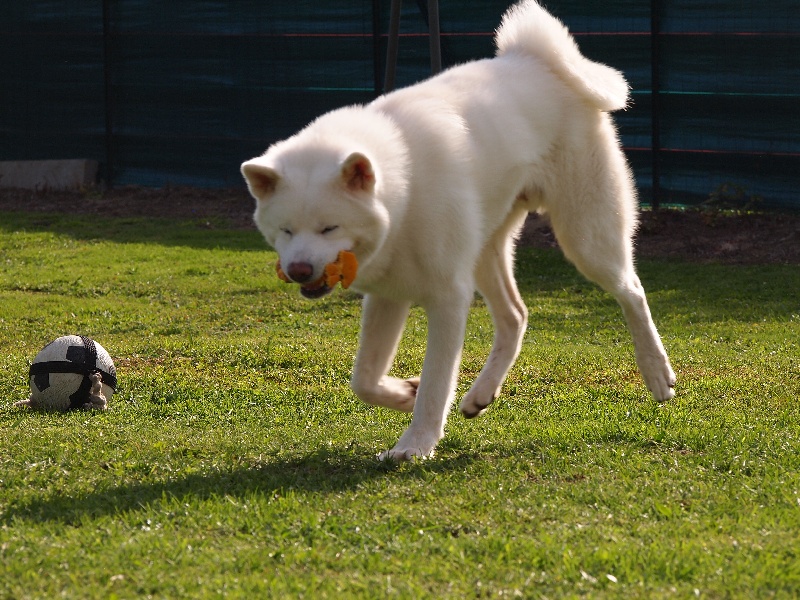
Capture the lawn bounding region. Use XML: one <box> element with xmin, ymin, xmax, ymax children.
<box><xmin>0</xmin><ymin>211</ymin><xmax>798</xmax><ymax>598</ymax></box>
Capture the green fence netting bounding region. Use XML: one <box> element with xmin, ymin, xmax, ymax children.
<box><xmin>2</xmin><ymin>0</ymin><xmax>798</xmax><ymax>209</ymax></box>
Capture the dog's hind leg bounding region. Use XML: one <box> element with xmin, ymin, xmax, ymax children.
<box><xmin>351</xmin><ymin>294</ymin><xmax>419</xmax><ymax>412</ymax></box>
<box><xmin>546</xmin><ymin>178</ymin><xmax>676</xmax><ymax>401</ymax></box>
<box><xmin>460</xmin><ymin>204</ymin><xmax>529</xmax><ymax>418</ymax></box>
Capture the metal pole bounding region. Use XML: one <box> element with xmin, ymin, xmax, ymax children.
<box><xmin>428</xmin><ymin>0</ymin><xmax>441</xmax><ymax>75</ymax></box>
<box><xmin>372</xmin><ymin>0</ymin><xmax>382</xmax><ymax>96</ymax></box>
<box><xmin>384</xmin><ymin>0</ymin><xmax>402</xmax><ymax>93</ymax></box>
<box><xmin>650</xmin><ymin>0</ymin><xmax>662</xmax><ymax>209</ymax></box>
<box><xmin>102</xmin><ymin>0</ymin><xmax>114</xmax><ymax>188</ymax></box>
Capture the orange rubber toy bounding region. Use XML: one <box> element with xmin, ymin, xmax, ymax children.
<box><xmin>276</xmin><ymin>250</ymin><xmax>357</xmax><ymax>290</ymax></box>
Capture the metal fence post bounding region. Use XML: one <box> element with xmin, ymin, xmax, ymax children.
<box><xmin>384</xmin><ymin>0</ymin><xmax>402</xmax><ymax>92</ymax></box>
<box><xmin>428</xmin><ymin>0</ymin><xmax>442</xmax><ymax>75</ymax></box>
<box><xmin>381</xmin><ymin>0</ymin><xmax>441</xmax><ymax>93</ymax></box>
<box><xmin>650</xmin><ymin>0</ymin><xmax>662</xmax><ymax>209</ymax></box>
<box><xmin>103</xmin><ymin>0</ymin><xmax>114</xmax><ymax>189</ymax></box>
<box><xmin>373</xmin><ymin>0</ymin><xmax>383</xmax><ymax>96</ymax></box>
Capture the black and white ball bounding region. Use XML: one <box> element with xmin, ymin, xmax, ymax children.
<box><xmin>23</xmin><ymin>335</ymin><xmax>117</xmax><ymax>411</ymax></box>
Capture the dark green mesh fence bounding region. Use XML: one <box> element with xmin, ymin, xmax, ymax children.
<box><xmin>2</xmin><ymin>1</ymin><xmax>798</xmax><ymax>209</ymax></box>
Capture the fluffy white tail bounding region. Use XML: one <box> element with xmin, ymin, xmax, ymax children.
<box><xmin>495</xmin><ymin>0</ymin><xmax>629</xmax><ymax>111</ymax></box>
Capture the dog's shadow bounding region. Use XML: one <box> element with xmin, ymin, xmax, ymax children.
<box><xmin>3</xmin><ymin>445</ymin><xmax>476</xmax><ymax>525</ymax></box>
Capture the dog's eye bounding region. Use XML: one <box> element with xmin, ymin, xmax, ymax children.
<box><xmin>280</xmin><ymin>228</ymin><xmax>293</xmax><ymax>237</ymax></box>
<box><xmin>320</xmin><ymin>226</ymin><xmax>339</xmax><ymax>235</ymax></box>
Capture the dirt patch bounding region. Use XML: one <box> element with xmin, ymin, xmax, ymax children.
<box><xmin>1</xmin><ymin>186</ymin><xmax>798</xmax><ymax>265</ymax></box>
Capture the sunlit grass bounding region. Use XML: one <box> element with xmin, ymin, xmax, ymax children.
<box><xmin>1</xmin><ymin>211</ymin><xmax>798</xmax><ymax>598</ymax></box>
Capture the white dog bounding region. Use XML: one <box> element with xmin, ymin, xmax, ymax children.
<box><xmin>241</xmin><ymin>0</ymin><xmax>676</xmax><ymax>461</ymax></box>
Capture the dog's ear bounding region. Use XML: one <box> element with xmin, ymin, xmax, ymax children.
<box><xmin>241</xmin><ymin>161</ymin><xmax>280</xmax><ymax>200</ymax></box>
<box><xmin>341</xmin><ymin>152</ymin><xmax>375</xmax><ymax>194</ymax></box>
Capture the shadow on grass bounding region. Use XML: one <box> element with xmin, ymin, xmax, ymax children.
<box><xmin>2</xmin><ymin>446</ymin><xmax>477</xmax><ymax>525</ymax></box>
<box><xmin>515</xmin><ymin>248</ymin><xmax>800</xmax><ymax>325</ymax></box>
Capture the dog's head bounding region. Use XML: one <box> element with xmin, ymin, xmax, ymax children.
<box><xmin>242</xmin><ymin>146</ymin><xmax>390</xmax><ymax>299</ymax></box>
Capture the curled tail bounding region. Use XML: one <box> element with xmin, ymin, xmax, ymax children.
<box><xmin>495</xmin><ymin>0</ymin><xmax>629</xmax><ymax>111</ymax></box>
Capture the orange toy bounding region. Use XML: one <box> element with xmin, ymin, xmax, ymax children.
<box><xmin>275</xmin><ymin>261</ymin><xmax>291</xmax><ymax>283</ymax></box>
<box><xmin>323</xmin><ymin>250</ymin><xmax>358</xmax><ymax>289</ymax></box>
<box><xmin>275</xmin><ymin>250</ymin><xmax>358</xmax><ymax>290</ymax></box>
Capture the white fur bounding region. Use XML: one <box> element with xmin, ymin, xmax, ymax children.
<box><xmin>242</xmin><ymin>0</ymin><xmax>676</xmax><ymax>461</ymax></box>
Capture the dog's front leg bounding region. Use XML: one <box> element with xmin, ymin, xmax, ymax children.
<box><xmin>379</xmin><ymin>291</ymin><xmax>472</xmax><ymax>461</ymax></box>
<box><xmin>351</xmin><ymin>294</ymin><xmax>417</xmax><ymax>412</ymax></box>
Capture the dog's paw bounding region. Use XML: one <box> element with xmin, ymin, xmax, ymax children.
<box><xmin>402</xmin><ymin>377</ymin><xmax>421</xmax><ymax>401</ymax></box>
<box><xmin>355</xmin><ymin>376</ymin><xmax>419</xmax><ymax>412</ymax></box>
<box><xmin>379</xmin><ymin>377</ymin><xmax>420</xmax><ymax>412</ymax></box>
<box><xmin>378</xmin><ymin>446</ymin><xmax>434</xmax><ymax>462</ymax></box>
<box><xmin>650</xmin><ymin>369</ymin><xmax>677</xmax><ymax>402</ymax></box>
<box><xmin>459</xmin><ymin>381</ymin><xmax>500</xmax><ymax>419</ymax></box>
<box><xmin>640</xmin><ymin>357</ymin><xmax>676</xmax><ymax>402</ymax></box>
<box><xmin>378</xmin><ymin>428</ymin><xmax>439</xmax><ymax>462</ymax></box>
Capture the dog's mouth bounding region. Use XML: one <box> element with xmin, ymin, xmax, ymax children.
<box><xmin>275</xmin><ymin>251</ymin><xmax>356</xmax><ymax>300</ymax></box>
<box><xmin>299</xmin><ymin>276</ymin><xmax>333</xmax><ymax>300</ymax></box>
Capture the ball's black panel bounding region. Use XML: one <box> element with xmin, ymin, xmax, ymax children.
<box><xmin>34</xmin><ymin>372</ymin><xmax>51</xmax><ymax>392</ymax></box>
<box><xmin>66</xmin><ymin>345</ymin><xmax>88</xmax><ymax>364</ymax></box>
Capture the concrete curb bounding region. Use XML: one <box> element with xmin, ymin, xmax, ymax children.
<box><xmin>0</xmin><ymin>159</ymin><xmax>98</xmax><ymax>190</ymax></box>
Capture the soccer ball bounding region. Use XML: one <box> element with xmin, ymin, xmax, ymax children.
<box><xmin>20</xmin><ymin>335</ymin><xmax>117</xmax><ymax>411</ymax></box>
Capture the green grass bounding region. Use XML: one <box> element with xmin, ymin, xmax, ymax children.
<box><xmin>1</xmin><ymin>211</ymin><xmax>798</xmax><ymax>598</ymax></box>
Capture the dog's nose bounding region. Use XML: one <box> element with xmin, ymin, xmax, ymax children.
<box><xmin>286</xmin><ymin>261</ymin><xmax>314</xmax><ymax>283</ymax></box>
